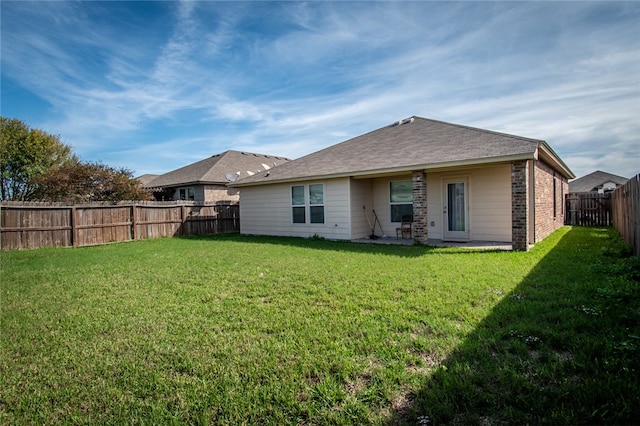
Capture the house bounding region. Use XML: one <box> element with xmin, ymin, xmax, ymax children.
<box><xmin>231</xmin><ymin>116</ymin><xmax>574</xmax><ymax>251</ymax></box>
<box><xmin>142</xmin><ymin>150</ymin><xmax>290</xmax><ymax>202</ymax></box>
<box><xmin>569</xmin><ymin>170</ymin><xmax>628</xmax><ymax>193</ymax></box>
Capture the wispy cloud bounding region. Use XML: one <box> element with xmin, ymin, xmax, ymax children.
<box><xmin>1</xmin><ymin>1</ymin><xmax>638</xmax><ymax>178</ymax></box>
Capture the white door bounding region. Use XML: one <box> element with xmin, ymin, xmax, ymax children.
<box><xmin>444</xmin><ymin>179</ymin><xmax>469</xmax><ymax>241</ymax></box>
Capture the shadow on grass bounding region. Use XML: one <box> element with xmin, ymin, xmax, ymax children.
<box><xmin>389</xmin><ymin>227</ymin><xmax>640</xmax><ymax>425</ymax></box>
<box><xmin>175</xmin><ymin>233</ymin><xmax>510</xmax><ymax>259</ymax></box>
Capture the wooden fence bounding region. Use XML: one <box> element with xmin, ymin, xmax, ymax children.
<box><xmin>0</xmin><ymin>201</ymin><xmax>239</xmax><ymax>250</ymax></box>
<box><xmin>612</xmin><ymin>174</ymin><xmax>640</xmax><ymax>257</ymax></box>
<box><xmin>565</xmin><ymin>192</ymin><xmax>612</xmax><ymax>226</ymax></box>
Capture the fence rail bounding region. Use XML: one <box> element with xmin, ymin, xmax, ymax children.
<box><xmin>612</xmin><ymin>174</ymin><xmax>640</xmax><ymax>257</ymax></box>
<box><xmin>565</xmin><ymin>192</ymin><xmax>612</xmax><ymax>226</ymax></box>
<box><xmin>0</xmin><ymin>201</ymin><xmax>239</xmax><ymax>250</ymax></box>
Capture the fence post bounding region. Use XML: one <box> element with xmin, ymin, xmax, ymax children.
<box><xmin>181</xmin><ymin>204</ymin><xmax>187</xmax><ymax>236</ymax></box>
<box><xmin>71</xmin><ymin>206</ymin><xmax>78</xmax><ymax>247</ymax></box>
<box><xmin>131</xmin><ymin>204</ymin><xmax>138</xmax><ymax>241</ymax></box>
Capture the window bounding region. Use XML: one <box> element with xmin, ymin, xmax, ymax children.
<box><xmin>390</xmin><ymin>181</ymin><xmax>413</xmax><ymax>222</ymax></box>
<box><xmin>291</xmin><ymin>185</ymin><xmax>305</xmax><ymax>223</ymax></box>
<box><xmin>291</xmin><ymin>184</ymin><xmax>325</xmax><ymax>224</ymax></box>
<box><xmin>179</xmin><ymin>187</ymin><xmax>195</xmax><ymax>201</ymax></box>
<box><xmin>309</xmin><ymin>184</ymin><xmax>324</xmax><ymax>224</ymax></box>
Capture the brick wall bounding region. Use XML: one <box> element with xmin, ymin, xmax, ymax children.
<box><xmin>534</xmin><ymin>160</ymin><xmax>567</xmax><ymax>242</ymax></box>
<box><xmin>511</xmin><ymin>161</ymin><xmax>530</xmax><ymax>251</ymax></box>
<box><xmin>204</xmin><ymin>185</ymin><xmax>240</xmax><ymax>203</ymax></box>
<box><xmin>412</xmin><ymin>171</ymin><xmax>428</xmax><ymax>244</ymax></box>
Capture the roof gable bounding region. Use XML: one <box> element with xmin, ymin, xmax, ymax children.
<box><xmin>145</xmin><ymin>150</ymin><xmax>290</xmax><ymax>188</ymax></box>
<box><xmin>233</xmin><ymin>116</ymin><xmax>572</xmax><ymax>186</ymax></box>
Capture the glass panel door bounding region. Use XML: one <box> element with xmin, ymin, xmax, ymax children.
<box><xmin>444</xmin><ymin>179</ymin><xmax>469</xmax><ymax>241</ymax></box>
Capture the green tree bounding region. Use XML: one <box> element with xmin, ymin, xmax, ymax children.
<box><xmin>0</xmin><ymin>117</ymin><xmax>75</xmax><ymax>200</ymax></box>
<box><xmin>32</xmin><ymin>160</ymin><xmax>153</xmax><ymax>202</ymax></box>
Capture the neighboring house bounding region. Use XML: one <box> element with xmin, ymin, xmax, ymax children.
<box><xmin>231</xmin><ymin>116</ymin><xmax>574</xmax><ymax>251</ymax></box>
<box><xmin>142</xmin><ymin>150</ymin><xmax>290</xmax><ymax>202</ymax></box>
<box><xmin>569</xmin><ymin>170</ymin><xmax>628</xmax><ymax>193</ymax></box>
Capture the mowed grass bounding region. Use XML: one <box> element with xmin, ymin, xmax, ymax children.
<box><xmin>1</xmin><ymin>227</ymin><xmax>638</xmax><ymax>425</ymax></box>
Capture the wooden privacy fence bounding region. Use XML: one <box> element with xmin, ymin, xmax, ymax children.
<box><xmin>612</xmin><ymin>174</ymin><xmax>640</xmax><ymax>257</ymax></box>
<box><xmin>0</xmin><ymin>201</ymin><xmax>239</xmax><ymax>250</ymax></box>
<box><xmin>565</xmin><ymin>192</ymin><xmax>612</xmax><ymax>226</ymax></box>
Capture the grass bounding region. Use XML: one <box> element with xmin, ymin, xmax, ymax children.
<box><xmin>1</xmin><ymin>227</ymin><xmax>638</xmax><ymax>425</ymax></box>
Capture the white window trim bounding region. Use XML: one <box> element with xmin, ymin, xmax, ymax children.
<box><xmin>291</xmin><ymin>183</ymin><xmax>325</xmax><ymax>224</ymax></box>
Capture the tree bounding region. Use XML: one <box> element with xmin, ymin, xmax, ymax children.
<box><xmin>2</xmin><ymin>116</ymin><xmax>152</xmax><ymax>202</ymax></box>
<box><xmin>0</xmin><ymin>117</ymin><xmax>75</xmax><ymax>200</ymax></box>
<box><xmin>32</xmin><ymin>160</ymin><xmax>153</xmax><ymax>202</ymax></box>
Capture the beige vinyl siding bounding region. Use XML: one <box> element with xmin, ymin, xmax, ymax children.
<box><xmin>349</xmin><ymin>178</ymin><xmax>374</xmax><ymax>239</ymax></box>
<box><xmin>371</xmin><ymin>176</ymin><xmax>412</xmax><ymax>237</ymax></box>
<box><xmin>239</xmin><ymin>178</ymin><xmax>351</xmax><ymax>239</ymax></box>
<box><xmin>239</xmin><ymin>184</ymin><xmax>290</xmax><ymax>236</ymax></box>
<box><xmin>240</xmin><ymin>164</ymin><xmax>511</xmax><ymax>242</ymax></box>
<box><xmin>467</xmin><ymin>164</ymin><xmax>511</xmax><ymax>242</ymax></box>
<box><xmin>426</xmin><ymin>164</ymin><xmax>511</xmax><ymax>242</ymax></box>
<box><xmin>325</xmin><ymin>178</ymin><xmax>351</xmax><ymax>239</ymax></box>
<box><xmin>426</xmin><ymin>177</ymin><xmax>443</xmax><ymax>239</ymax></box>
<box><xmin>427</xmin><ymin>164</ymin><xmax>511</xmax><ymax>242</ymax></box>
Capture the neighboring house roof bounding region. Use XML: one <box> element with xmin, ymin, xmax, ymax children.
<box><xmin>136</xmin><ymin>174</ymin><xmax>160</xmax><ymax>187</ymax></box>
<box><xmin>569</xmin><ymin>170</ymin><xmax>628</xmax><ymax>192</ymax></box>
<box><xmin>232</xmin><ymin>116</ymin><xmax>574</xmax><ymax>187</ymax></box>
<box><xmin>144</xmin><ymin>150</ymin><xmax>291</xmax><ymax>188</ymax></box>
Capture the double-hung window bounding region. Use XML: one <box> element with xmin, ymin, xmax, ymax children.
<box><xmin>291</xmin><ymin>184</ymin><xmax>325</xmax><ymax>224</ymax></box>
<box><xmin>309</xmin><ymin>184</ymin><xmax>324</xmax><ymax>223</ymax></box>
<box><xmin>292</xmin><ymin>186</ymin><xmax>306</xmax><ymax>223</ymax></box>
<box><xmin>390</xmin><ymin>181</ymin><xmax>413</xmax><ymax>222</ymax></box>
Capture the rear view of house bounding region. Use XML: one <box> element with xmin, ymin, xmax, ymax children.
<box><xmin>231</xmin><ymin>117</ymin><xmax>574</xmax><ymax>250</ymax></box>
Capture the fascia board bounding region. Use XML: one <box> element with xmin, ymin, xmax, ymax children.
<box><xmin>537</xmin><ymin>143</ymin><xmax>575</xmax><ymax>179</ymax></box>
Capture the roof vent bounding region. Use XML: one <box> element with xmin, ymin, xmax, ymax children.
<box><xmin>390</xmin><ymin>117</ymin><xmax>415</xmax><ymax>127</ymax></box>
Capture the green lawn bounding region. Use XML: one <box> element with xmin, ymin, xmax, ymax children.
<box><xmin>1</xmin><ymin>227</ymin><xmax>638</xmax><ymax>425</ymax></box>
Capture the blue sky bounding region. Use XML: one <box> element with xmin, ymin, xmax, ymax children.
<box><xmin>1</xmin><ymin>1</ymin><xmax>639</xmax><ymax>179</ymax></box>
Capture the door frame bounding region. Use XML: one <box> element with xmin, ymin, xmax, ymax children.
<box><xmin>443</xmin><ymin>177</ymin><xmax>470</xmax><ymax>241</ymax></box>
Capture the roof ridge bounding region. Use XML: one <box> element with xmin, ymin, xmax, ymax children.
<box><xmin>224</xmin><ymin>149</ymin><xmax>291</xmax><ymax>160</ymax></box>
<box><xmin>412</xmin><ymin>116</ymin><xmax>544</xmax><ymax>144</ymax></box>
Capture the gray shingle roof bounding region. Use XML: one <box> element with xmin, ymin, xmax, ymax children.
<box><xmin>144</xmin><ymin>150</ymin><xmax>290</xmax><ymax>188</ymax></box>
<box><xmin>136</xmin><ymin>174</ymin><xmax>160</xmax><ymax>187</ymax></box>
<box><xmin>233</xmin><ymin>116</ymin><xmax>573</xmax><ymax>186</ymax></box>
<box><xmin>569</xmin><ymin>170</ymin><xmax>628</xmax><ymax>192</ymax></box>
